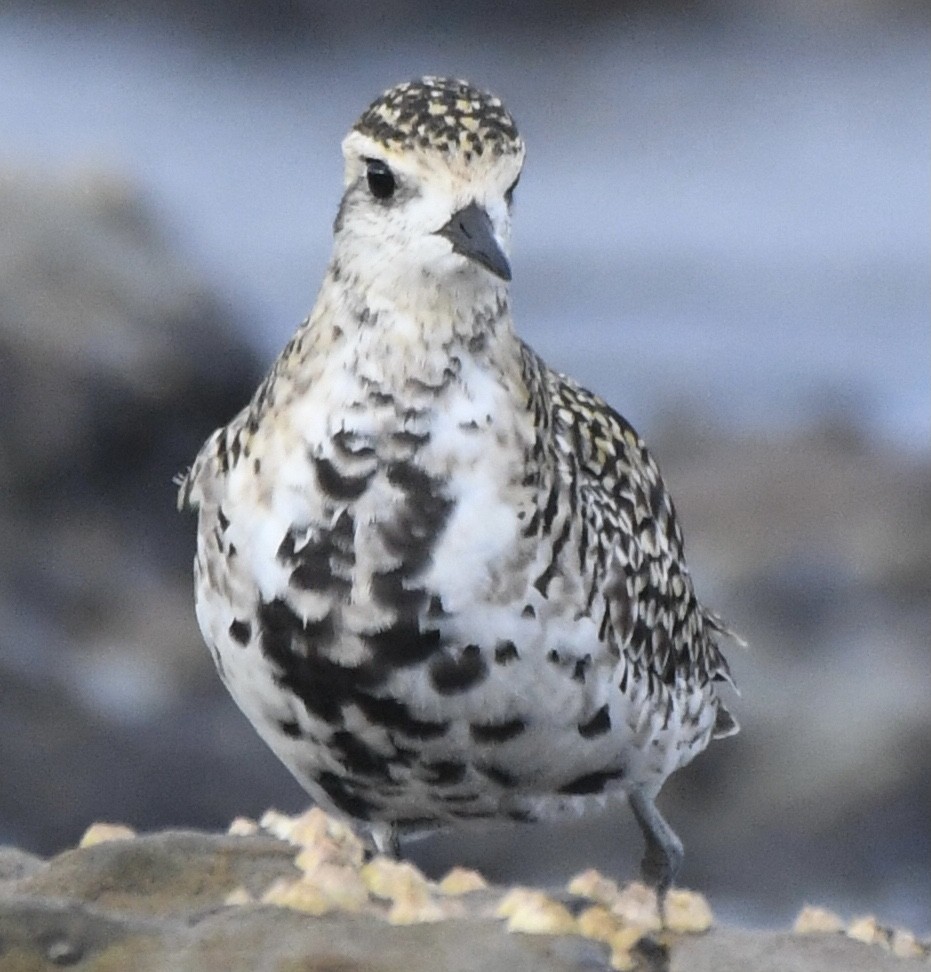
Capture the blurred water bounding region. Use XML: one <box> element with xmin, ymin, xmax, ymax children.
<box><xmin>1</xmin><ymin>11</ymin><xmax>927</xmax><ymax>450</ymax></box>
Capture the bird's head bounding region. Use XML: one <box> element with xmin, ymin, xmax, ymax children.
<box><xmin>333</xmin><ymin>77</ymin><xmax>525</xmax><ymax>303</ymax></box>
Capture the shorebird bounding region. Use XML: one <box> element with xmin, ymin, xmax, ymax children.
<box><xmin>178</xmin><ymin>76</ymin><xmax>739</xmax><ymax>906</ymax></box>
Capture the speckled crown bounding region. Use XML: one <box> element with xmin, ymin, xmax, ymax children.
<box><xmin>353</xmin><ymin>77</ymin><xmax>522</xmax><ymax>158</ymax></box>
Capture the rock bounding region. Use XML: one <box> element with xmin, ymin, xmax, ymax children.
<box><xmin>0</xmin><ymin>847</ymin><xmax>45</xmax><ymax>884</ymax></box>
<box><xmin>0</xmin><ymin>816</ymin><xmax>926</xmax><ymax>972</ymax></box>
<box><xmin>0</xmin><ymin>168</ymin><xmax>257</xmax><ymax>509</ymax></box>
<box><xmin>669</xmin><ymin>928</ymin><xmax>929</xmax><ymax>972</ymax></box>
<box><xmin>0</xmin><ymin>167</ymin><xmax>301</xmax><ymax>854</ymax></box>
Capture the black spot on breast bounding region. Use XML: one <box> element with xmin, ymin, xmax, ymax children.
<box><xmin>330</xmin><ymin>508</ymin><xmax>355</xmax><ymax>548</ymax></box>
<box><xmin>314</xmin><ymin>456</ymin><xmax>373</xmax><ymax>500</ymax></box>
<box><xmin>408</xmin><ymin>375</ymin><xmax>447</xmax><ymax>394</ymax></box>
<box><xmin>380</xmin><ymin>461</ymin><xmax>453</xmax><ymax>573</ymax></box>
<box><xmin>547</xmin><ymin>649</ymin><xmax>561</xmax><ymax>665</ymax></box>
<box><xmin>279</xmin><ymin>719</ymin><xmax>303</xmax><ymax>738</ymax></box>
<box><xmin>289</xmin><ymin>550</ymin><xmax>337</xmax><ymax>592</ymax></box>
<box><xmin>370</xmin><ymin>567</ymin><xmax>428</xmax><ymax>614</ymax></box>
<box><xmin>217</xmin><ymin>507</ymin><xmax>230</xmax><ymax>531</ymax></box>
<box><xmin>468</xmin><ymin>332</ymin><xmax>487</xmax><ymax>354</ymax></box>
<box><xmin>279</xmin><ymin>514</ymin><xmax>355</xmax><ymax>597</ymax></box>
<box><xmin>418</xmin><ymin>760</ymin><xmax>466</xmax><ymax>786</ymax></box>
<box><xmin>521</xmin><ymin>605</ymin><xmax>536</xmax><ymax>619</ymax></box>
<box><xmin>364</xmin><ymin>622</ymin><xmax>443</xmax><ymax>668</ymax></box>
<box><xmin>332</xmin><ymin>429</ymin><xmax>376</xmax><ymax>459</ymax></box>
<box><xmin>260</xmin><ymin>598</ymin><xmax>334</xmax><ymax>653</ymax></box>
<box><xmin>353</xmin><ymin>692</ymin><xmax>449</xmax><ymax>740</ymax></box>
<box><xmin>277</xmin><ymin>532</ymin><xmax>296</xmax><ymax>560</ymax></box>
<box><xmin>429</xmin><ymin>645</ymin><xmax>488</xmax><ymax>695</ymax></box>
<box><xmin>316</xmin><ymin>771</ymin><xmax>376</xmax><ymax>820</ymax></box>
<box><xmin>258</xmin><ymin>598</ymin><xmax>379</xmax><ymax>725</ymax></box>
<box><xmin>440</xmin><ymin>792</ymin><xmax>480</xmax><ymax>804</ymax></box>
<box><xmin>572</xmin><ymin>655</ymin><xmax>591</xmax><ymax>682</ymax></box>
<box><xmin>427</xmin><ymin>595</ymin><xmax>449</xmax><ymax>619</ymax></box>
<box><xmin>558</xmin><ymin>768</ymin><xmax>625</xmax><ymax>795</ymax></box>
<box><xmin>228</xmin><ymin>619</ymin><xmax>251</xmax><ymax>645</ymax></box>
<box><xmin>387</xmin><ymin>741</ymin><xmax>419</xmax><ymax>766</ymax></box>
<box><xmin>470</xmin><ymin>718</ymin><xmax>526</xmax><ymax>743</ymax></box>
<box><xmin>494</xmin><ymin>641</ymin><xmax>519</xmax><ymax>664</ymax></box>
<box><xmin>477</xmin><ymin>764</ymin><xmax>517</xmax><ymax>788</ymax></box>
<box><xmin>578</xmin><ymin>704</ymin><xmax>612</xmax><ymax>738</ymax></box>
<box><xmin>392</xmin><ymin>429</ymin><xmax>431</xmax><ymax>447</ymax></box>
<box><xmin>330</xmin><ymin>730</ymin><xmax>392</xmax><ymax>779</ymax></box>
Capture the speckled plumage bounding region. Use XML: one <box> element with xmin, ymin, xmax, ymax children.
<box><xmin>179</xmin><ymin>77</ymin><xmax>738</xmax><ymax>898</ymax></box>
<box><xmin>353</xmin><ymin>76</ymin><xmax>522</xmax><ymax>158</ymax></box>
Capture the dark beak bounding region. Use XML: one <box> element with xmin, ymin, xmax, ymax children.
<box><xmin>436</xmin><ymin>202</ymin><xmax>512</xmax><ymax>281</ymax></box>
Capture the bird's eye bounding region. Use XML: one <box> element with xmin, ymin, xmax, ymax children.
<box><xmin>505</xmin><ymin>174</ymin><xmax>520</xmax><ymax>206</ymax></box>
<box><xmin>365</xmin><ymin>159</ymin><xmax>396</xmax><ymax>200</ymax></box>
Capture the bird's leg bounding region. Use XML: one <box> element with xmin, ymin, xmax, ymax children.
<box><xmin>629</xmin><ymin>790</ymin><xmax>684</xmax><ymax>921</ymax></box>
<box><xmin>370</xmin><ymin>822</ymin><xmax>401</xmax><ymax>859</ymax></box>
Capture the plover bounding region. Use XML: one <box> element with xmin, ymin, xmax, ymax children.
<box><xmin>178</xmin><ymin>77</ymin><xmax>739</xmax><ymax>904</ymax></box>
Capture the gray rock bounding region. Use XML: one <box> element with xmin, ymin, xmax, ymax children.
<box><xmin>0</xmin><ymin>847</ymin><xmax>45</xmax><ymax>883</ymax></box>
<box><xmin>0</xmin><ymin>830</ymin><xmax>924</xmax><ymax>972</ymax></box>
<box><xmin>0</xmin><ymin>167</ymin><xmax>299</xmax><ymax>854</ymax></box>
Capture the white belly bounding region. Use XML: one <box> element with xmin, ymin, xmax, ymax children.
<box><xmin>190</xmin><ymin>364</ymin><xmax>714</xmax><ymax>824</ymax></box>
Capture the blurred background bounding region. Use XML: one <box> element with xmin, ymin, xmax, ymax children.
<box><xmin>1</xmin><ymin>0</ymin><xmax>928</xmax><ymax>933</ymax></box>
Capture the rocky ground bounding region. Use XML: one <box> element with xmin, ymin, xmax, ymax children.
<box><xmin>1</xmin><ymin>165</ymin><xmax>928</xmax><ymax>939</ymax></box>
<box><xmin>1</xmin><ymin>810</ymin><xmax>927</xmax><ymax>972</ymax></box>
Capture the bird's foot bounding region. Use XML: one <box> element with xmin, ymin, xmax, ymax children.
<box><xmin>629</xmin><ymin>790</ymin><xmax>684</xmax><ymax>926</ymax></box>
<box><xmin>367</xmin><ymin>822</ymin><xmax>401</xmax><ymax>859</ymax></box>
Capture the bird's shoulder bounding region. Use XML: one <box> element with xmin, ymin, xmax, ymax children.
<box><xmin>176</xmin><ymin>330</ymin><xmax>300</xmax><ymax>513</ymax></box>
<box><xmin>175</xmin><ymin>400</ymin><xmax>262</xmax><ymax>514</ymax></box>
<box><xmin>519</xmin><ymin>341</ymin><xmax>683</xmax><ymax>551</ymax></box>
<box><xmin>519</xmin><ymin>341</ymin><xmax>740</xmax><ymax>691</ymax></box>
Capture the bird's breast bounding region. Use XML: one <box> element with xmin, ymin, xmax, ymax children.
<box><xmin>225</xmin><ymin>350</ymin><xmax>539</xmax><ymax>629</ymax></box>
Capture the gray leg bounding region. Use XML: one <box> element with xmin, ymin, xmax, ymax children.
<box><xmin>371</xmin><ymin>822</ymin><xmax>401</xmax><ymax>858</ymax></box>
<box><xmin>629</xmin><ymin>790</ymin><xmax>684</xmax><ymax>914</ymax></box>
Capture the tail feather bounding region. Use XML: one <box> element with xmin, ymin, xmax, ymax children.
<box><xmin>703</xmin><ymin>607</ymin><xmax>748</xmax><ymax>649</ymax></box>
<box><xmin>712</xmin><ymin>701</ymin><xmax>740</xmax><ymax>739</ymax></box>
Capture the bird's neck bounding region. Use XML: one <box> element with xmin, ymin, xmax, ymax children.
<box><xmin>303</xmin><ymin>260</ymin><xmax>520</xmax><ymax>388</ymax></box>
